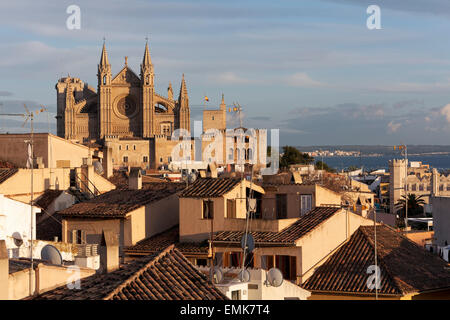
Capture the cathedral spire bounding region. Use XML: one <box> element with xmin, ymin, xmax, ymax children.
<box><xmin>179</xmin><ymin>74</ymin><xmax>188</xmax><ymax>102</ymax></box>
<box><xmin>99</xmin><ymin>41</ymin><xmax>110</xmax><ymax>67</ymax></box>
<box><xmin>142</xmin><ymin>41</ymin><xmax>152</xmax><ymax>66</ymax></box>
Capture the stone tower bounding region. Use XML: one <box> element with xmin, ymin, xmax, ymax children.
<box><xmin>140</xmin><ymin>41</ymin><xmax>154</xmax><ymax>137</ymax></box>
<box><xmin>97</xmin><ymin>42</ymin><xmax>112</xmax><ymax>138</ymax></box>
<box><xmin>389</xmin><ymin>159</ymin><xmax>407</xmax><ymax>214</ymax></box>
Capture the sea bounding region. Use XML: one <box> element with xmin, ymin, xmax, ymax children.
<box><xmin>321</xmin><ymin>154</ymin><xmax>450</xmax><ymax>172</ymax></box>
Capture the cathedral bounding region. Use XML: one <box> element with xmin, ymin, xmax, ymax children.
<box><xmin>56</xmin><ymin>42</ymin><xmax>190</xmax><ymax>142</ymax></box>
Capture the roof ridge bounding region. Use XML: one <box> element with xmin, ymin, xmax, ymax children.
<box><xmin>102</xmin><ymin>244</ymin><xmax>176</xmax><ymax>300</ymax></box>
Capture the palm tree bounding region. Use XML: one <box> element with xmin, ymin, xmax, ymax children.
<box><xmin>395</xmin><ymin>194</ymin><xmax>426</xmax><ymax>218</ymax></box>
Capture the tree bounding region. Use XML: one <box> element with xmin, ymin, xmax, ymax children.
<box><xmin>279</xmin><ymin>146</ymin><xmax>314</xmax><ymax>168</ymax></box>
<box><xmin>315</xmin><ymin>160</ymin><xmax>336</xmax><ymax>173</ymax></box>
<box><xmin>395</xmin><ymin>194</ymin><xmax>426</xmax><ymax>218</ymax></box>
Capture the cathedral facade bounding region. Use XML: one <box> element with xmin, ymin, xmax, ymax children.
<box><xmin>56</xmin><ymin>42</ymin><xmax>190</xmax><ymax>142</ymax></box>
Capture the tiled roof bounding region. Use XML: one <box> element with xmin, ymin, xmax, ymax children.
<box><xmin>302</xmin><ymin>225</ymin><xmax>450</xmax><ymax>296</ymax></box>
<box><xmin>34</xmin><ymin>189</ymin><xmax>64</xmax><ymax>210</ymax></box>
<box><xmin>32</xmin><ymin>246</ymin><xmax>227</xmax><ymax>300</ymax></box>
<box><xmin>59</xmin><ymin>183</ymin><xmax>185</xmax><ymax>218</ymax></box>
<box><xmin>0</xmin><ymin>168</ymin><xmax>18</xmax><ymax>184</ymax></box>
<box><xmin>180</xmin><ymin>178</ymin><xmax>242</xmax><ymax>198</ymax></box>
<box><xmin>214</xmin><ymin>206</ymin><xmax>341</xmax><ymax>245</ymax></box>
<box><xmin>124</xmin><ymin>226</ymin><xmax>208</xmax><ymax>255</ymax></box>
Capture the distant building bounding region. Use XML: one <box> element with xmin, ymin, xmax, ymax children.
<box><xmin>389</xmin><ymin>160</ymin><xmax>450</xmax><ymax>214</ymax></box>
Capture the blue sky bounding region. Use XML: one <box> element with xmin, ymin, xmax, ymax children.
<box><xmin>1</xmin><ymin>0</ymin><xmax>450</xmax><ymax>146</ymax></box>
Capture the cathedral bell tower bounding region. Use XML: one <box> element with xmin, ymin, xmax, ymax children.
<box><xmin>98</xmin><ymin>41</ymin><xmax>112</xmax><ymax>139</ymax></box>
<box><xmin>140</xmin><ymin>41</ymin><xmax>155</xmax><ymax>137</ymax></box>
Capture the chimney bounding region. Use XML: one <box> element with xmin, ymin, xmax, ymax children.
<box><xmin>102</xmin><ymin>142</ymin><xmax>113</xmax><ymax>179</ymax></box>
<box><xmin>129</xmin><ymin>168</ymin><xmax>142</xmax><ymax>190</ymax></box>
<box><xmin>99</xmin><ymin>230</ymin><xmax>119</xmax><ymax>273</ymax></box>
<box><xmin>0</xmin><ymin>240</ymin><xmax>8</xmax><ymax>300</ymax></box>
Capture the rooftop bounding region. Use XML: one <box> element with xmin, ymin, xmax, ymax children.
<box><xmin>214</xmin><ymin>206</ymin><xmax>341</xmax><ymax>245</ymax></box>
<box><xmin>124</xmin><ymin>225</ymin><xmax>208</xmax><ymax>255</ymax></box>
<box><xmin>34</xmin><ymin>189</ymin><xmax>64</xmax><ymax>211</ymax></box>
<box><xmin>0</xmin><ymin>168</ymin><xmax>18</xmax><ymax>185</ymax></box>
<box><xmin>59</xmin><ymin>182</ymin><xmax>185</xmax><ymax>218</ymax></box>
<box><xmin>32</xmin><ymin>245</ymin><xmax>227</xmax><ymax>300</ymax></box>
<box><xmin>180</xmin><ymin>177</ymin><xmax>242</xmax><ymax>198</ymax></box>
<box><xmin>302</xmin><ymin>225</ymin><xmax>450</xmax><ymax>296</ymax></box>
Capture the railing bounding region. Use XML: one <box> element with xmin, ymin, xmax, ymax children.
<box><xmin>76</xmin><ymin>244</ymin><xmax>98</xmax><ymax>257</ymax></box>
<box><xmin>74</xmin><ymin>171</ymin><xmax>101</xmax><ymax>198</ymax></box>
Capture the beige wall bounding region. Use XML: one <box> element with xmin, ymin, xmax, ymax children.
<box><xmin>179</xmin><ymin>181</ymin><xmax>266</xmax><ymax>242</ymax></box>
<box><xmin>0</xmin><ymin>133</ymin><xmax>92</xmax><ymax>169</ymax></box>
<box><xmin>8</xmin><ymin>263</ymin><xmax>95</xmax><ymax>300</ymax></box>
<box><xmin>261</xmin><ymin>184</ymin><xmax>341</xmax><ymax>219</ymax></box>
<box><xmin>431</xmin><ymin>196</ymin><xmax>450</xmax><ymax>246</ymax></box>
<box><xmin>107</xmin><ymin>138</ymin><xmax>150</xmax><ymax>169</ymax></box>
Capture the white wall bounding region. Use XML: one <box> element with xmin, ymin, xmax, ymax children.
<box><xmin>0</xmin><ymin>194</ymin><xmax>39</xmax><ymax>256</ymax></box>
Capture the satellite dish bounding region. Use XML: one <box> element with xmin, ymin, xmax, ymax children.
<box><xmin>241</xmin><ymin>233</ymin><xmax>255</xmax><ymax>253</ymax></box>
<box><xmin>12</xmin><ymin>232</ymin><xmax>23</xmax><ymax>247</ymax></box>
<box><xmin>211</xmin><ymin>267</ymin><xmax>223</xmax><ymax>284</ymax></box>
<box><xmin>93</xmin><ymin>161</ymin><xmax>104</xmax><ymax>175</ymax></box>
<box><xmin>267</xmin><ymin>268</ymin><xmax>284</xmax><ymax>287</ymax></box>
<box><xmin>41</xmin><ymin>244</ymin><xmax>63</xmax><ymax>265</ymax></box>
<box><xmin>238</xmin><ymin>269</ymin><xmax>251</xmax><ymax>282</ymax></box>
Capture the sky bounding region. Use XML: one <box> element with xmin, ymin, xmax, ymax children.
<box><xmin>1</xmin><ymin>0</ymin><xmax>450</xmax><ymax>146</ymax></box>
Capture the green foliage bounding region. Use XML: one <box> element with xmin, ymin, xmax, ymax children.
<box><xmin>315</xmin><ymin>160</ymin><xmax>336</xmax><ymax>173</ymax></box>
<box><xmin>279</xmin><ymin>146</ymin><xmax>314</xmax><ymax>168</ymax></box>
<box><xmin>395</xmin><ymin>193</ymin><xmax>426</xmax><ymax>217</ymax></box>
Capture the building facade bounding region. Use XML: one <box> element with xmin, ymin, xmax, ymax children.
<box><xmin>56</xmin><ymin>42</ymin><xmax>190</xmax><ymax>142</ymax></box>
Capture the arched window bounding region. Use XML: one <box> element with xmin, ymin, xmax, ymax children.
<box><xmin>103</xmin><ymin>75</ymin><xmax>106</xmax><ymax>85</ymax></box>
<box><xmin>248</xmin><ymin>148</ymin><xmax>253</xmax><ymax>161</ymax></box>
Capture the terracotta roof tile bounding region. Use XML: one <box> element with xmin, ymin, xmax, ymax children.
<box><xmin>32</xmin><ymin>246</ymin><xmax>227</xmax><ymax>300</ymax></box>
<box><xmin>34</xmin><ymin>189</ymin><xmax>64</xmax><ymax>210</ymax></box>
<box><xmin>59</xmin><ymin>183</ymin><xmax>185</xmax><ymax>218</ymax></box>
<box><xmin>302</xmin><ymin>225</ymin><xmax>450</xmax><ymax>296</ymax></box>
<box><xmin>124</xmin><ymin>226</ymin><xmax>208</xmax><ymax>255</ymax></box>
<box><xmin>214</xmin><ymin>206</ymin><xmax>341</xmax><ymax>245</ymax></box>
<box><xmin>0</xmin><ymin>168</ymin><xmax>18</xmax><ymax>184</ymax></box>
<box><xmin>180</xmin><ymin>178</ymin><xmax>241</xmax><ymax>198</ymax></box>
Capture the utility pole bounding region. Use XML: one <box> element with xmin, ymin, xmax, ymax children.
<box><xmin>0</xmin><ymin>104</ymin><xmax>46</xmax><ymax>296</ymax></box>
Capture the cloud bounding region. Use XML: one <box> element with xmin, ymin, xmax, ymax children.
<box><xmin>440</xmin><ymin>104</ymin><xmax>450</xmax><ymax>123</ymax></box>
<box><xmin>286</xmin><ymin>72</ymin><xmax>324</xmax><ymax>88</ymax></box>
<box><xmin>387</xmin><ymin>121</ymin><xmax>402</xmax><ymax>133</ymax></box>
<box><xmin>214</xmin><ymin>72</ymin><xmax>252</xmax><ymax>84</ymax></box>
<box><xmin>0</xmin><ymin>91</ymin><xmax>12</xmax><ymax>97</ymax></box>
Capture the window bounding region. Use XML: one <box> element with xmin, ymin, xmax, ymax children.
<box><xmin>227</xmin><ymin>199</ymin><xmax>236</xmax><ymax>218</ymax></box>
<box><xmin>119</xmin><ymin>145</ymin><xmax>122</xmax><ymax>151</ymax></box>
<box><xmin>71</xmin><ymin>230</ymin><xmax>86</xmax><ymax>244</ymax></box>
<box><xmin>212</xmin><ymin>116</ymin><xmax>215</xmax><ymax>120</ymax></box>
<box><xmin>159</xmin><ymin>157</ymin><xmax>163</xmax><ymax>162</ymax></box>
<box><xmin>126</xmin><ymin>145</ymin><xmax>129</xmax><ymax>150</ymax></box>
<box><xmin>440</xmin><ymin>184</ymin><xmax>444</xmax><ymax>191</ymax></box>
<box><xmin>228</xmin><ymin>148</ymin><xmax>234</xmax><ymax>160</ymax></box>
<box><xmin>103</xmin><ymin>75</ymin><xmax>106</xmax><ymax>85</ymax></box>
<box><xmin>300</xmin><ymin>195</ymin><xmax>312</xmax><ymax>215</ymax></box>
<box><xmin>231</xmin><ymin>290</ymin><xmax>241</xmax><ymax>300</ymax></box>
<box><xmin>168</xmin><ymin>156</ymin><xmax>172</xmax><ymax>162</ymax></box>
<box><xmin>143</xmin><ymin>156</ymin><xmax>148</xmax><ymax>163</ymax></box>
<box><xmin>123</xmin><ymin>156</ymin><xmax>128</xmax><ymax>163</ymax></box>
<box><xmin>133</xmin><ymin>145</ymin><xmax>136</xmax><ymax>150</ymax></box>
<box><xmin>276</xmin><ymin>194</ymin><xmax>287</xmax><ymax>219</ymax></box>
<box><xmin>412</xmin><ymin>184</ymin><xmax>416</xmax><ymax>191</ymax></box>
<box><xmin>419</xmin><ymin>184</ymin><xmax>424</xmax><ymax>191</ymax></box>
<box><xmin>447</xmin><ymin>185</ymin><xmax>450</xmax><ymax>191</ymax></box>
<box><xmin>202</xmin><ymin>200</ymin><xmax>214</xmax><ymax>219</ymax></box>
